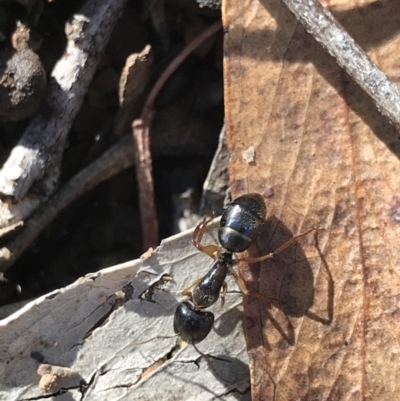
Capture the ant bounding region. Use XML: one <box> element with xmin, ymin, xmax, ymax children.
<box><xmin>173</xmin><ymin>193</ymin><xmax>321</xmax><ymax>344</ymax></box>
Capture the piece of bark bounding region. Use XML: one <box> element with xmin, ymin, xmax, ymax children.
<box><xmin>0</xmin><ymin>0</ymin><xmax>128</xmax><ymax>205</ymax></box>
<box><xmin>197</xmin><ymin>0</ymin><xmax>221</xmax><ymax>9</ymax></box>
<box><xmin>199</xmin><ymin>124</ymin><xmax>230</xmax><ymax>217</ymax></box>
<box><xmin>0</xmin><ymin>49</ymin><xmax>46</xmax><ymax>121</ymax></box>
<box><xmin>0</xmin><ymin>18</ymin><xmax>46</xmax><ymax>121</ymax></box>
<box><xmin>114</xmin><ymin>45</ymin><xmax>153</xmax><ymax>137</ymax></box>
<box><xmin>0</xmin><ymin>222</ymin><xmax>250</xmax><ymax>400</ymax></box>
<box><xmin>223</xmin><ymin>0</ymin><xmax>400</xmax><ymax>400</ymax></box>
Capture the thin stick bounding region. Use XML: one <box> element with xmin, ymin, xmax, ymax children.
<box><xmin>132</xmin><ymin>119</ymin><xmax>158</xmax><ymax>250</ymax></box>
<box><xmin>132</xmin><ymin>20</ymin><xmax>222</xmax><ymax>250</ymax></box>
<box><xmin>141</xmin><ymin>20</ymin><xmax>222</xmax><ymax>123</ymax></box>
<box><xmin>280</xmin><ymin>0</ymin><xmax>400</xmax><ymax>131</ymax></box>
<box><xmin>0</xmin><ymin>136</ymin><xmax>134</xmax><ymax>272</ymax></box>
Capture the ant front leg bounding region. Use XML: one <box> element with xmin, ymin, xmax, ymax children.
<box><xmin>239</xmin><ymin>226</ymin><xmax>324</xmax><ymax>264</ymax></box>
<box><xmin>192</xmin><ymin>215</ymin><xmax>220</xmax><ymax>260</ymax></box>
<box><xmin>220</xmin><ymin>282</ymin><xmax>228</xmax><ymax>307</ymax></box>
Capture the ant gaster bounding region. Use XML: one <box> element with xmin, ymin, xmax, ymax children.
<box><xmin>173</xmin><ymin>193</ymin><xmax>320</xmax><ymax>344</ymax></box>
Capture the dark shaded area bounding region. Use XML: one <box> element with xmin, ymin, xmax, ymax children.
<box><xmin>0</xmin><ymin>0</ymin><xmax>224</xmax><ymax>305</ymax></box>
<box><xmin>242</xmin><ymin>215</ymin><xmax>333</xmax><ymax>351</ymax></box>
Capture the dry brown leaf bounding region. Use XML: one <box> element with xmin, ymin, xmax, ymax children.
<box><xmin>223</xmin><ymin>0</ymin><xmax>400</xmax><ymax>400</ymax></box>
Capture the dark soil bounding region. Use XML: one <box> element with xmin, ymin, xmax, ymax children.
<box><xmin>0</xmin><ymin>0</ymin><xmax>224</xmax><ymax>306</ymax></box>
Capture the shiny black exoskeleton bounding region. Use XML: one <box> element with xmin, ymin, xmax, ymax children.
<box><xmin>174</xmin><ymin>193</ymin><xmax>320</xmax><ymax>344</ymax></box>
<box><xmin>192</xmin><ymin>252</ymin><xmax>232</xmax><ymax>308</ymax></box>
<box><xmin>218</xmin><ymin>193</ymin><xmax>266</xmax><ymax>252</ymax></box>
<box><xmin>174</xmin><ymin>193</ymin><xmax>267</xmax><ymax>344</ymax></box>
<box><xmin>173</xmin><ymin>302</ymin><xmax>214</xmax><ymax>344</ymax></box>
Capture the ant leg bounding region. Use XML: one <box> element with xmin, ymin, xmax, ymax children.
<box><xmin>191</xmin><ymin>215</ymin><xmax>220</xmax><ymax>260</ymax></box>
<box><xmin>239</xmin><ymin>226</ymin><xmax>324</xmax><ymax>263</ymax></box>
<box><xmin>192</xmin><ymin>343</ymin><xmax>232</xmax><ymax>364</ymax></box>
<box><xmin>182</xmin><ymin>278</ymin><xmax>202</xmax><ymax>299</ymax></box>
<box><xmin>229</xmin><ymin>269</ymin><xmax>280</xmax><ymax>303</ymax></box>
<box><xmin>220</xmin><ymin>282</ymin><xmax>228</xmax><ymax>307</ymax></box>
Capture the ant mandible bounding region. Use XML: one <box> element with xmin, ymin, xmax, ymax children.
<box><xmin>173</xmin><ymin>193</ymin><xmax>321</xmax><ymax>344</ymax></box>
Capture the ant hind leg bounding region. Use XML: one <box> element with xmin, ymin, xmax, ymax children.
<box><xmin>239</xmin><ymin>226</ymin><xmax>324</xmax><ymax>263</ymax></box>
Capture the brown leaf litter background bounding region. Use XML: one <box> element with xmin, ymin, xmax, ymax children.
<box><xmin>223</xmin><ymin>0</ymin><xmax>400</xmax><ymax>400</ymax></box>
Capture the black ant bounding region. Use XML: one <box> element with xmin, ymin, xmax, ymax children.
<box><xmin>173</xmin><ymin>193</ymin><xmax>321</xmax><ymax>344</ymax></box>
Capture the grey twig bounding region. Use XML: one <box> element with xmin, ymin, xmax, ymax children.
<box><xmin>0</xmin><ymin>136</ymin><xmax>134</xmax><ymax>272</ymax></box>
<box><xmin>281</xmin><ymin>0</ymin><xmax>400</xmax><ymax>131</ymax></box>
<box><xmin>0</xmin><ymin>0</ymin><xmax>128</xmax><ymax>202</ymax></box>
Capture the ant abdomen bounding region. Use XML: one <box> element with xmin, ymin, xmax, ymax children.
<box><xmin>218</xmin><ymin>193</ymin><xmax>266</xmax><ymax>253</ymax></box>
<box><xmin>174</xmin><ymin>302</ymin><xmax>214</xmax><ymax>344</ymax></box>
